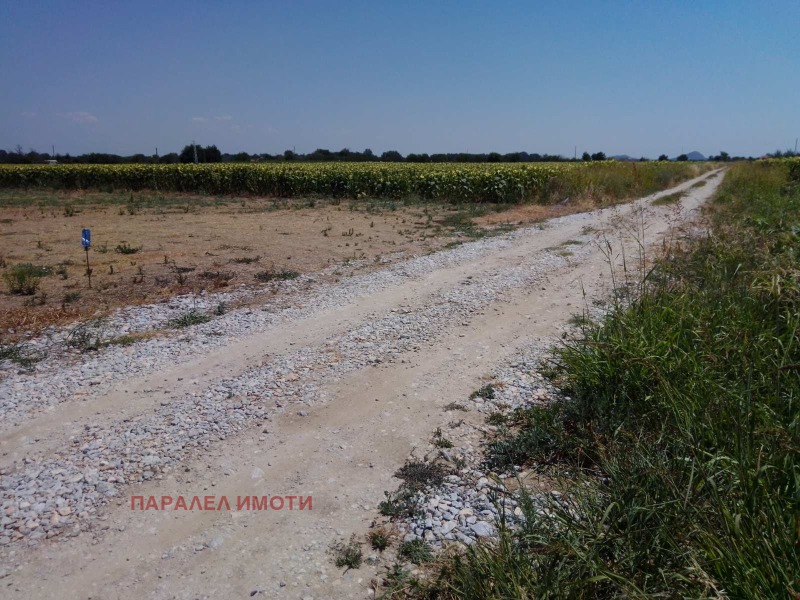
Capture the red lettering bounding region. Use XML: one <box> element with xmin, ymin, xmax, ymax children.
<box><xmin>130</xmin><ymin>496</ymin><xmax>144</xmax><ymax>510</ymax></box>
<box><xmin>160</xmin><ymin>496</ymin><xmax>173</xmax><ymax>510</ymax></box>
<box><xmin>252</xmin><ymin>496</ymin><xmax>268</xmax><ymax>510</ymax></box>
<box><xmin>145</xmin><ymin>496</ymin><xmax>159</xmax><ymax>511</ymax></box>
<box><xmin>175</xmin><ymin>496</ymin><xmax>188</xmax><ymax>510</ymax></box>
<box><xmin>236</xmin><ymin>496</ymin><xmax>251</xmax><ymax>510</ymax></box>
<box><xmin>203</xmin><ymin>496</ymin><xmax>215</xmax><ymax>510</ymax></box>
<box><xmin>299</xmin><ymin>496</ymin><xmax>313</xmax><ymax>511</ymax></box>
<box><xmin>189</xmin><ymin>496</ymin><xmax>203</xmax><ymax>510</ymax></box>
<box><xmin>270</xmin><ymin>496</ymin><xmax>284</xmax><ymax>511</ymax></box>
<box><xmin>217</xmin><ymin>496</ymin><xmax>231</xmax><ymax>511</ymax></box>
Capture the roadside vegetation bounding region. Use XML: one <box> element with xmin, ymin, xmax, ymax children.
<box><xmin>405</xmin><ymin>160</ymin><xmax>800</xmax><ymax>598</ymax></box>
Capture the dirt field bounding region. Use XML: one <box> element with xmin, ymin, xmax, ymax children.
<box><xmin>0</xmin><ymin>191</ymin><xmax>521</xmax><ymax>337</ymax></box>
<box><xmin>0</xmin><ymin>188</ymin><xmax>638</xmax><ymax>339</ymax></box>
<box><xmin>0</xmin><ymin>170</ymin><xmax>724</xmax><ymax>599</ymax></box>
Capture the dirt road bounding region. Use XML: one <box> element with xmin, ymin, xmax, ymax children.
<box><xmin>0</xmin><ymin>169</ymin><xmax>724</xmax><ymax>599</ymax></box>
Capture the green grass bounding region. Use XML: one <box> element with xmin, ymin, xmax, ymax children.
<box><xmin>230</xmin><ymin>255</ymin><xmax>261</xmax><ymax>264</ymax></box>
<box><xmin>398</xmin><ymin>539</ymin><xmax>433</xmax><ymax>565</ymax></box>
<box><xmin>443</xmin><ymin>402</ymin><xmax>468</xmax><ymax>411</ymax></box>
<box><xmin>169</xmin><ymin>309</ymin><xmax>211</xmax><ymax>328</ymax></box>
<box><xmin>379</xmin><ymin>460</ymin><xmax>450</xmax><ymax>521</ymax></box>
<box><xmin>368</xmin><ymin>528</ymin><xmax>391</xmax><ymax>552</ymax></box>
<box><xmin>0</xmin><ymin>343</ymin><xmax>46</xmax><ymax>367</ymax></box>
<box><xmin>114</xmin><ymin>242</ymin><xmax>141</xmax><ymax>254</ymax></box>
<box><xmin>431</xmin><ymin>427</ymin><xmax>454</xmax><ymax>448</ymax></box>
<box><xmin>652</xmin><ymin>190</ymin><xmax>684</xmax><ymax>205</ymax></box>
<box><xmin>410</xmin><ymin>160</ymin><xmax>800</xmax><ymax>599</ymax></box>
<box><xmin>104</xmin><ymin>334</ymin><xmax>141</xmax><ymax>347</ymax></box>
<box><xmin>469</xmin><ymin>384</ymin><xmax>496</xmax><ymax>400</ymax></box>
<box><xmin>254</xmin><ymin>268</ymin><xmax>299</xmax><ymax>282</ymax></box>
<box><xmin>331</xmin><ymin>537</ymin><xmax>363</xmax><ymax>571</ymax></box>
<box><xmin>378</xmin><ymin>488</ymin><xmax>420</xmax><ymax>519</ymax></box>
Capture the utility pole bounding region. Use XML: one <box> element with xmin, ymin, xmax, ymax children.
<box><xmin>193</xmin><ymin>140</ymin><xmax>198</xmax><ymax>164</ymax></box>
<box><xmin>52</xmin><ymin>144</ymin><xmax>55</xmax><ymax>159</ymax></box>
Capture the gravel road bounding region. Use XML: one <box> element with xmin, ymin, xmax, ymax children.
<box><xmin>0</xmin><ymin>169</ymin><xmax>724</xmax><ymax>599</ymax></box>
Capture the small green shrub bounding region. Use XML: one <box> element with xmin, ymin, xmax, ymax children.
<box><xmin>231</xmin><ymin>255</ymin><xmax>260</xmax><ymax>264</ymax></box>
<box><xmin>470</xmin><ymin>384</ymin><xmax>496</xmax><ymax>400</ymax></box>
<box><xmin>432</xmin><ymin>427</ymin><xmax>454</xmax><ymax>448</ymax></box>
<box><xmin>198</xmin><ymin>270</ymin><xmax>235</xmax><ymax>283</ymax></box>
<box><xmin>66</xmin><ymin>320</ymin><xmax>105</xmax><ymax>352</ymax></box>
<box><xmin>485</xmin><ymin>412</ymin><xmax>507</xmax><ymax>426</ymax></box>
<box><xmin>331</xmin><ymin>537</ymin><xmax>362</xmax><ymax>570</ymax></box>
<box><xmin>378</xmin><ymin>489</ymin><xmax>421</xmax><ymax>519</ymax></box>
<box><xmin>0</xmin><ymin>343</ymin><xmax>45</xmax><ymax>367</ymax></box>
<box><xmin>114</xmin><ymin>243</ymin><xmax>141</xmax><ymax>254</ymax></box>
<box><xmin>368</xmin><ymin>528</ymin><xmax>391</xmax><ymax>552</ymax></box>
<box><xmin>398</xmin><ymin>539</ymin><xmax>433</xmax><ymax>565</ymax></box>
<box><xmin>395</xmin><ymin>461</ymin><xmax>447</xmax><ymax>490</ymax></box>
<box><xmin>254</xmin><ymin>268</ymin><xmax>299</xmax><ymax>282</ymax></box>
<box><xmin>3</xmin><ymin>263</ymin><xmax>51</xmax><ymax>294</ymax></box>
<box><xmin>169</xmin><ymin>310</ymin><xmax>211</xmax><ymax>328</ymax></box>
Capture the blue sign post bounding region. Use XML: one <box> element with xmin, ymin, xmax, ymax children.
<box><xmin>82</xmin><ymin>228</ymin><xmax>92</xmax><ymax>288</ymax></box>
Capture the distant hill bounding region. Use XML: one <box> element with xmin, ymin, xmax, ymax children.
<box><xmin>611</xmin><ymin>154</ymin><xmax>635</xmax><ymax>161</ymax></box>
<box><xmin>677</xmin><ymin>151</ymin><xmax>706</xmax><ymax>161</ymax></box>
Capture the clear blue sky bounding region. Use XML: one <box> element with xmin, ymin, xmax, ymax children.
<box><xmin>1</xmin><ymin>1</ymin><xmax>798</xmax><ymax>158</ymax></box>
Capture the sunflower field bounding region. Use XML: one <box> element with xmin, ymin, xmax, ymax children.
<box><xmin>0</xmin><ymin>161</ymin><xmax>711</xmax><ymax>204</ymax></box>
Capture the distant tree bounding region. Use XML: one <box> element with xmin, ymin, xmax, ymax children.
<box><xmin>363</xmin><ymin>148</ymin><xmax>374</xmax><ymax>158</ymax></box>
<box><xmin>658</xmin><ymin>154</ymin><xmax>669</xmax><ymax>161</ymax></box>
<box><xmin>283</xmin><ymin>149</ymin><xmax>297</xmax><ymax>161</ymax></box>
<box><xmin>718</xmin><ymin>151</ymin><xmax>730</xmax><ymax>162</ymax></box>
<box><xmin>203</xmin><ymin>145</ymin><xmax>222</xmax><ymax>163</ymax></box>
<box><xmin>180</xmin><ymin>144</ymin><xmax>197</xmax><ymax>163</ymax></box>
<box><xmin>179</xmin><ymin>143</ymin><xmax>221</xmax><ymax>163</ymax></box>
<box><xmin>581</xmin><ymin>152</ymin><xmax>591</xmax><ymax>162</ymax></box>
<box><xmin>308</xmin><ymin>148</ymin><xmax>333</xmax><ymax>161</ymax></box>
<box><xmin>380</xmin><ymin>150</ymin><xmax>403</xmax><ymax>162</ymax></box>
<box><xmin>231</xmin><ymin>152</ymin><xmax>251</xmax><ymax>162</ymax></box>
<box><xmin>590</xmin><ymin>152</ymin><xmax>606</xmax><ymax>161</ymax></box>
<box><xmin>159</xmin><ymin>153</ymin><xmax>179</xmax><ymax>164</ymax></box>
<box><xmin>676</xmin><ymin>154</ymin><xmax>689</xmax><ymax>162</ymax></box>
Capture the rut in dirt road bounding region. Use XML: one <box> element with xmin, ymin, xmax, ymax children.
<box><xmin>0</xmin><ymin>169</ymin><xmax>724</xmax><ymax>599</ymax></box>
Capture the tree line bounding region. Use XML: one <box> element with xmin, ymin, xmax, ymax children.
<box><xmin>0</xmin><ymin>143</ymin><xmax>775</xmax><ymax>165</ymax></box>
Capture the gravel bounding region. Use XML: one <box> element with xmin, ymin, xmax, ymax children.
<box><xmin>0</xmin><ymin>220</ymin><xmax>598</xmax><ymax>545</ymax></box>
<box><xmin>387</xmin><ymin>342</ymin><xmax>575</xmax><ymax>549</ymax></box>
